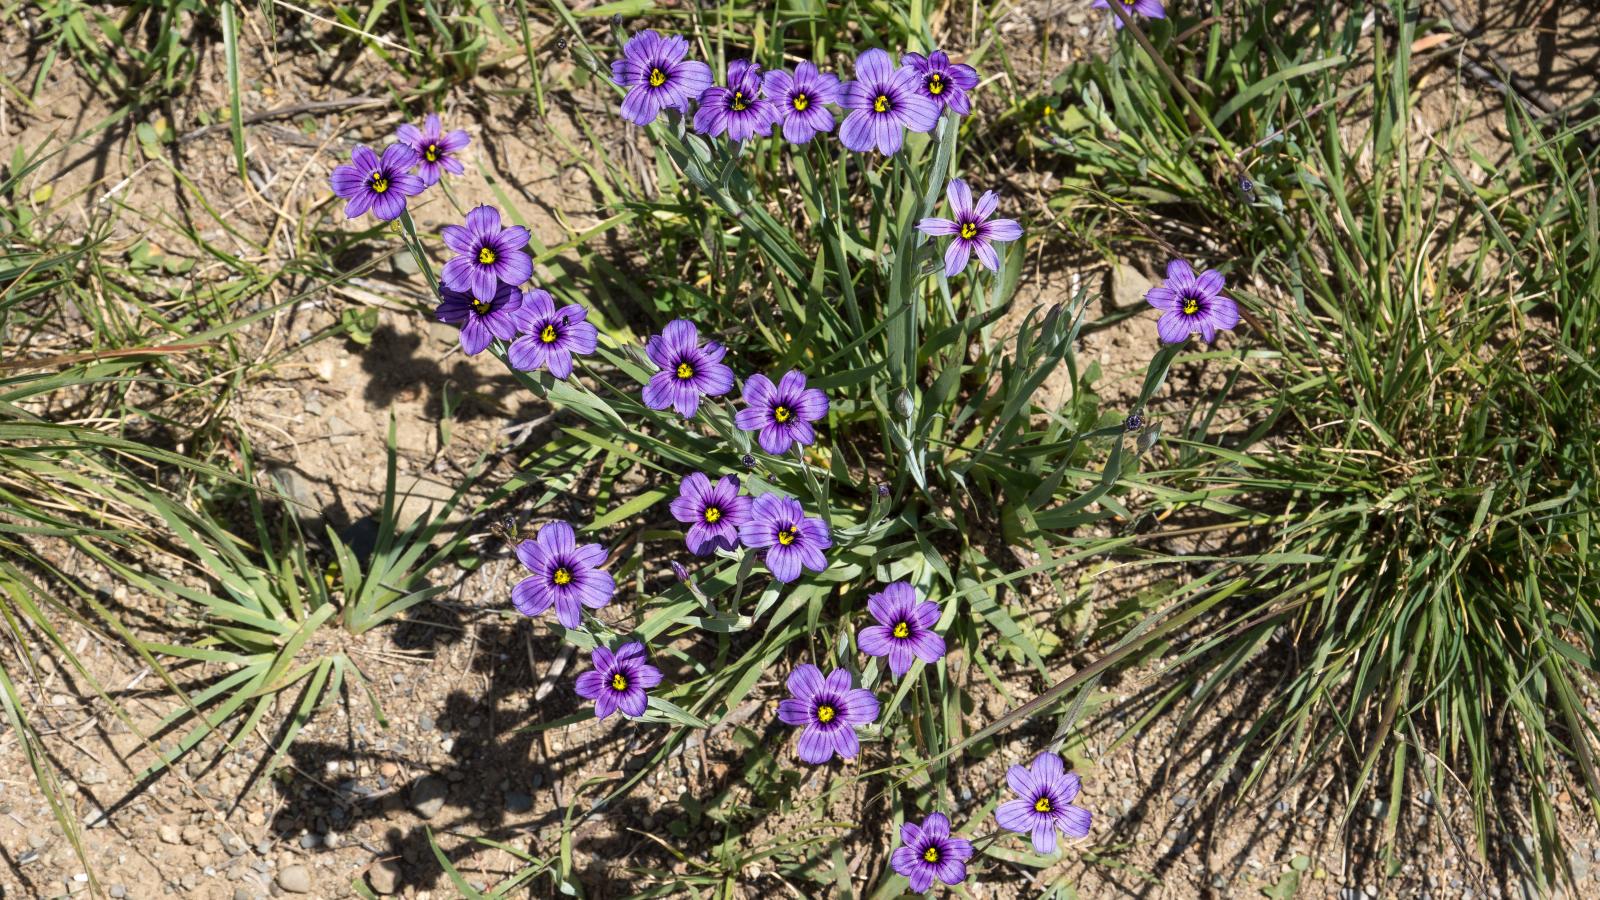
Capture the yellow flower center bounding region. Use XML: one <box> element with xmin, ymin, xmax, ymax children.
<box><xmin>676</xmin><ymin>362</ymin><xmax>694</xmax><ymax>380</ymax></box>
<box><xmin>704</xmin><ymin>506</ymin><xmax>721</xmax><ymax>523</ymax></box>
<box><xmin>792</xmin><ymin>93</ymin><xmax>809</xmax><ymax>111</ymax></box>
<box><xmin>893</xmin><ymin>621</ymin><xmax>910</xmax><ymax>639</ymax></box>
<box><xmin>959</xmin><ymin>222</ymin><xmax>978</xmax><ymax>240</ymax></box>
<box><xmin>478</xmin><ymin>246</ymin><xmax>496</xmax><ymax>265</ymax></box>
<box><xmin>1034</xmin><ymin>797</ymin><xmax>1052</xmax><ymax>813</ymax></box>
<box><xmin>470</xmin><ymin>298</ymin><xmax>492</xmax><ymax>315</ymax></box>
<box><xmin>777</xmin><ymin>526</ymin><xmax>798</xmax><ymax>546</ymax></box>
<box><xmin>873</xmin><ymin>94</ymin><xmax>891</xmax><ymax>114</ymax></box>
<box><xmin>1182</xmin><ymin>297</ymin><xmax>1200</xmax><ymax>315</ymax></box>
<box><xmin>370</xmin><ymin>172</ymin><xmax>388</xmax><ymax>193</ymax></box>
<box><xmin>611</xmin><ymin>672</ymin><xmax>628</xmax><ymax>691</ymax></box>
<box><xmin>425</xmin><ymin>143</ymin><xmax>439</xmax><ymax>162</ymax></box>
<box><xmin>649</xmin><ymin>67</ymin><xmax>667</xmax><ymax>87</ymax></box>
<box><xmin>774</xmin><ymin>405</ymin><xmax>792</xmax><ymax>422</ymax></box>
<box><xmin>927</xmin><ymin>74</ymin><xmax>945</xmax><ymax>96</ymax></box>
<box><xmin>540</xmin><ymin>324</ymin><xmax>558</xmax><ymax>343</ymax></box>
<box><xmin>922</xmin><ymin>846</ymin><xmax>940</xmax><ymax>863</ymax></box>
<box><xmin>731</xmin><ymin>91</ymin><xmax>748</xmax><ymax>111</ymax></box>
<box><xmin>816</xmin><ymin>704</ymin><xmax>835</xmax><ymax>723</ymax></box>
<box><xmin>552</xmin><ymin>567</ymin><xmax>572</xmax><ymax>585</ymax></box>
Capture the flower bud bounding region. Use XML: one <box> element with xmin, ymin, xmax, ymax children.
<box><xmin>894</xmin><ymin>389</ymin><xmax>915</xmax><ymax>419</ymax></box>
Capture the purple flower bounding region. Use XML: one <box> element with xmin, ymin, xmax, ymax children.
<box><xmin>776</xmin><ymin>664</ymin><xmax>879</xmax><ymax>764</ymax></box>
<box><xmin>995</xmin><ymin>752</ymin><xmax>1092</xmax><ymax>854</ymax></box>
<box><xmin>891</xmin><ymin>813</ymin><xmax>973</xmax><ymax>892</ymax></box>
<box><xmin>1145</xmin><ymin>259</ymin><xmax>1239</xmax><ymax>344</ymax></box>
<box><xmin>1093</xmin><ymin>0</ymin><xmax>1167</xmax><ymax>29</ymax></box>
<box><xmin>574</xmin><ymin>642</ymin><xmax>662</xmax><ymax>719</ymax></box>
<box><xmin>669</xmin><ymin>472</ymin><xmax>751</xmax><ymax>556</ymax></box>
<box><xmin>440</xmin><ymin>205</ymin><xmax>533</xmax><ymax>300</ymax></box>
<box><xmin>900</xmin><ymin>51</ymin><xmax>979</xmax><ymax>116</ymax></box>
<box><xmin>734</xmin><ymin>371</ymin><xmax>829</xmax><ymax>455</ymax></box>
<box><xmin>435</xmin><ymin>280</ymin><xmax>523</xmax><ymax>355</ymax></box>
<box><xmin>512</xmin><ymin>520</ymin><xmax>615</xmax><ymax>629</ymax></box>
<box><xmin>641</xmin><ymin>319</ymin><xmax>735</xmax><ymax>418</ymax></box>
<box><xmin>610</xmin><ymin>30</ymin><xmax>714</xmax><ymax>126</ymax></box>
<box><xmin>857</xmin><ymin>581</ymin><xmax>945</xmax><ymax>677</ymax></box>
<box><xmin>917</xmin><ymin>178</ymin><xmax>1024</xmax><ymax>276</ymax></box>
<box><xmin>329</xmin><ymin>144</ymin><xmax>424</xmax><ymax>221</ymax></box>
<box><xmin>693</xmin><ymin>59</ymin><xmax>779</xmax><ymax>142</ymax></box>
<box><xmin>507</xmin><ymin>289</ymin><xmax>597</xmax><ymax>379</ymax></box>
<box><xmin>763</xmin><ymin>62</ymin><xmax>841</xmax><ymax>144</ymax></box>
<box><xmin>839</xmin><ymin>49</ymin><xmax>940</xmax><ymax>155</ymax></box>
<box><xmin>394</xmin><ymin>114</ymin><xmax>469</xmax><ymax>186</ymax></box>
<box><xmin>738</xmin><ymin>494</ymin><xmax>830</xmax><ymax>583</ymax></box>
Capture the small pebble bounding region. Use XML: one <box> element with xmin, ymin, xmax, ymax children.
<box><xmin>278</xmin><ymin>864</ymin><xmax>312</xmax><ymax>894</ymax></box>
<box><xmin>369</xmin><ymin>858</ymin><xmax>402</xmax><ymax>895</ymax></box>
<box><xmin>411</xmin><ymin>775</ymin><xmax>449</xmax><ymax>819</ymax></box>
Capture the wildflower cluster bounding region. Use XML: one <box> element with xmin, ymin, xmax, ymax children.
<box><xmin>329</xmin><ymin>115</ymin><xmax>468</xmax><ymax>221</ymax></box>
<box><xmin>611</xmin><ymin>35</ymin><xmax>1018</xmax><ymax>282</ymax></box>
<box><xmin>325</xmin><ymin>13</ymin><xmax>1246</xmax><ymax>891</ymax></box>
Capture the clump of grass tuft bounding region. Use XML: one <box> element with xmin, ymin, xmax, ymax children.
<box><xmin>1030</xmin><ymin>0</ymin><xmax>1600</xmax><ymax>882</ymax></box>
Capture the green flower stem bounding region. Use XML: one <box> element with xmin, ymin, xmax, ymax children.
<box><xmin>396</xmin><ymin>208</ymin><xmax>440</xmax><ymax>301</ymax></box>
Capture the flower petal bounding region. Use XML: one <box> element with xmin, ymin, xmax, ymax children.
<box><xmin>796</xmin><ymin>725</ymin><xmax>835</xmax><ymax>763</ymax></box>
<box><xmin>945</xmin><ymin>179</ymin><xmax>974</xmax><ymax>216</ymax></box>
<box><xmin>1059</xmin><ymin>804</ymin><xmax>1092</xmax><ymax>839</ymax></box>
<box><xmin>973</xmin><ymin>239</ymin><xmax>1001</xmax><ymax>273</ymax></box>
<box><xmin>786</xmin><ymin>664</ymin><xmax>824</xmax><ymax>700</ymax></box>
<box><xmin>858</xmin><ymin>624</ymin><xmax>895</xmax><ymax>657</ymax></box>
<box><xmin>983</xmin><ymin>218</ymin><xmax>1023</xmax><ymax>241</ymax></box>
<box><xmin>995</xmin><ymin>798</ymin><xmax>1036</xmax><ymax>833</ymax></box>
<box><xmin>1032</xmin><ymin>752</ymin><xmax>1066</xmax><ymax>783</ymax></box>
<box><xmin>1006</xmin><ymin>763</ymin><xmax>1036</xmax><ymax>798</ymax></box>
<box><xmin>1156</xmin><ymin>310</ymin><xmax>1194</xmax><ymax>345</ymax></box>
<box><xmin>777</xmin><ymin>698</ymin><xmax>813</xmax><ymax>726</ymax></box>
<box><xmin>855</xmin><ymin>48</ymin><xmax>894</xmax><ymax>83</ymax></box>
<box><xmin>943</xmin><ymin>240</ymin><xmax>972</xmax><ymax>277</ymax></box>
<box><xmin>974</xmin><ymin>189</ymin><xmax>1000</xmax><ymax>220</ymax></box>
<box><xmin>829</xmin><ymin>726</ymin><xmax>859</xmax><ymax>759</ymax></box>
<box><xmin>459</xmin><ymin>316</ymin><xmax>491</xmax><ymax>355</ymax></box>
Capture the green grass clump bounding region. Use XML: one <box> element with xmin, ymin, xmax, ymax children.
<box><xmin>1031</xmin><ymin>0</ymin><xmax>1600</xmax><ymax>882</ymax></box>
<box><xmin>0</xmin><ymin>77</ymin><xmax>468</xmax><ymax>862</ymax></box>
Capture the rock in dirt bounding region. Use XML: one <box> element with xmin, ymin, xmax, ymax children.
<box><xmin>159</xmin><ymin>824</ymin><xmax>181</xmax><ymax>845</ymax></box>
<box><xmin>368</xmin><ymin>858</ymin><xmax>402</xmax><ymax>895</ymax></box>
<box><xmin>1110</xmin><ymin>264</ymin><xmax>1156</xmax><ymax>310</ymax></box>
<box><xmin>411</xmin><ymin>775</ymin><xmax>448</xmax><ymax>819</ymax></box>
<box><xmin>277</xmin><ymin>864</ymin><xmax>312</xmax><ymax>894</ymax></box>
<box><xmin>504</xmin><ymin>790</ymin><xmax>532</xmax><ymax>814</ymax></box>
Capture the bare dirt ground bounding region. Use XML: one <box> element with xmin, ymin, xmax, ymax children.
<box><xmin>3</xmin><ymin>2</ymin><xmax>1598</xmax><ymax>899</ymax></box>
